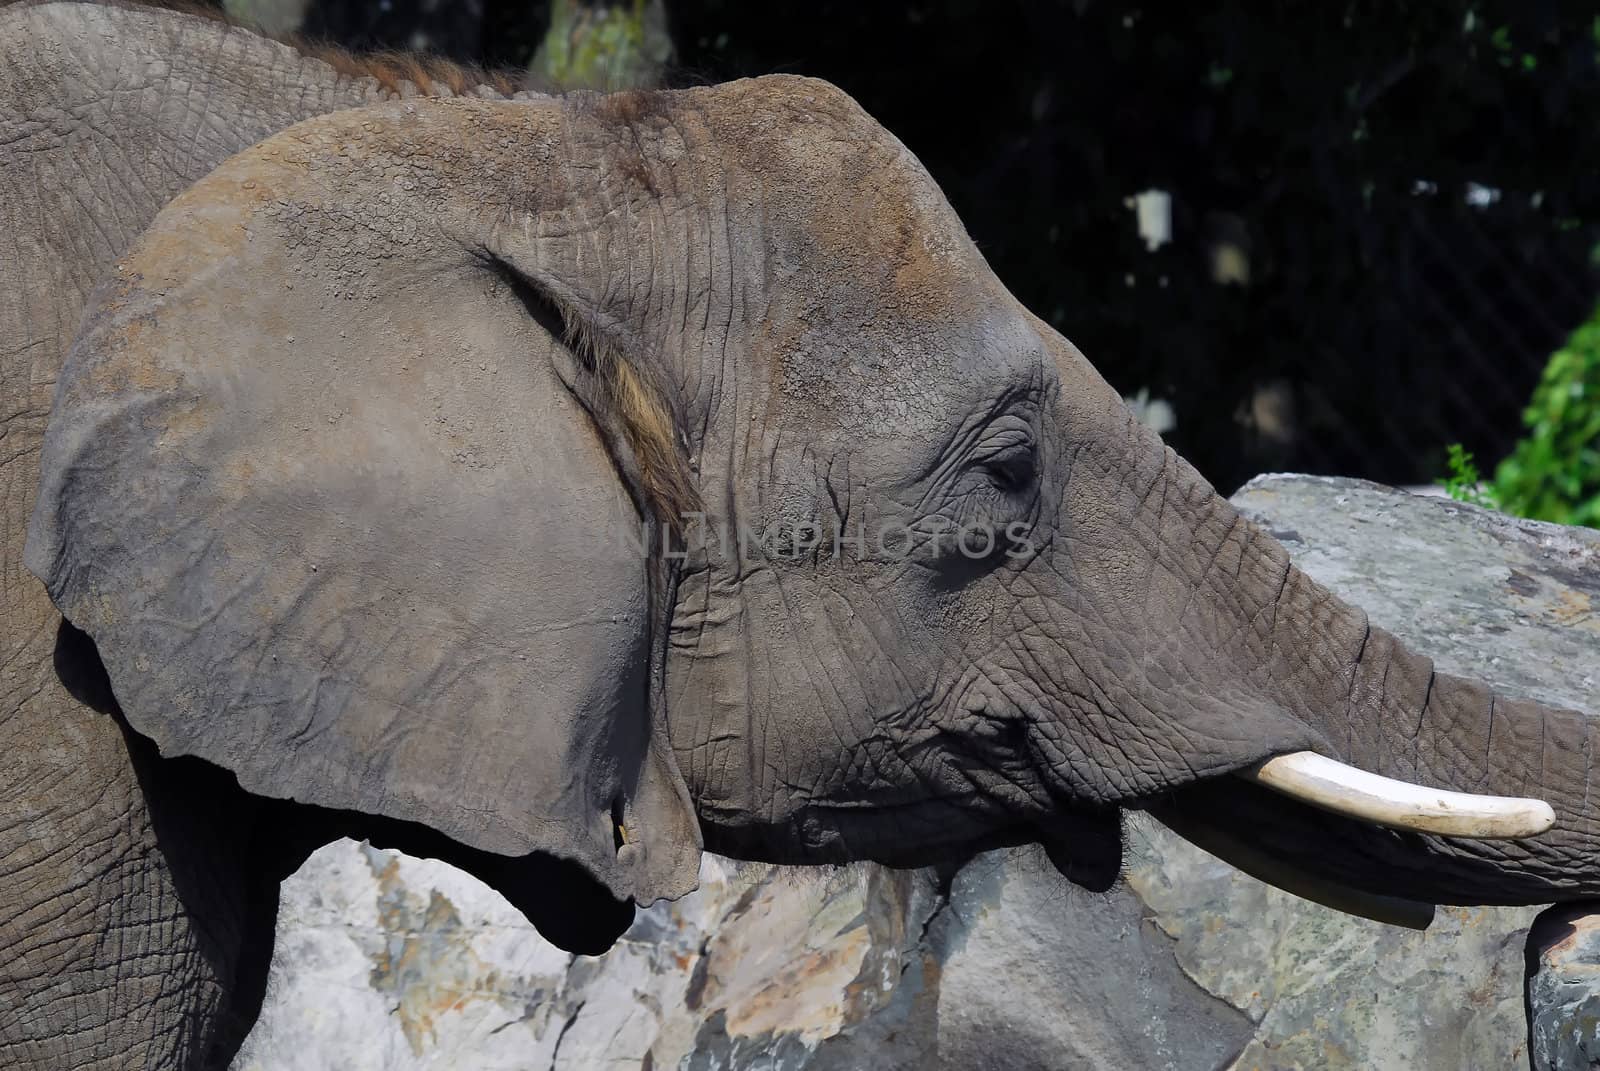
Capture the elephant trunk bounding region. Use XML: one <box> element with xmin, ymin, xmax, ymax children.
<box><xmin>1150</xmin><ymin>459</ymin><xmax>1600</xmax><ymax>904</ymax></box>
<box><xmin>1034</xmin><ymin>330</ymin><xmax>1591</xmax><ymax>907</ymax></box>
<box><xmin>1256</xmin><ymin>611</ymin><xmax>1599</xmax><ymax>903</ymax></box>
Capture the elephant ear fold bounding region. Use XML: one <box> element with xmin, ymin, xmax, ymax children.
<box><xmin>23</xmin><ymin>124</ymin><xmax>701</xmax><ymax>906</ymax></box>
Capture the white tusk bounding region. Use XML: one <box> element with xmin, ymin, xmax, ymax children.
<box><xmin>1241</xmin><ymin>751</ymin><xmax>1556</xmax><ymax>840</ymax></box>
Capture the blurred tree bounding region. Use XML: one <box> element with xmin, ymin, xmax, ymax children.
<box><xmin>222</xmin><ymin>0</ymin><xmax>313</xmax><ymax>37</ymax></box>
<box><xmin>300</xmin><ymin>0</ymin><xmax>486</xmax><ymax>57</ymax></box>
<box><xmin>1493</xmin><ymin>305</ymin><xmax>1600</xmax><ymax>525</ymax></box>
<box><xmin>530</xmin><ymin>0</ymin><xmax>673</xmax><ymax>89</ymax></box>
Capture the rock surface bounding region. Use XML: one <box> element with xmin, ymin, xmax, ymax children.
<box><xmin>234</xmin><ymin>475</ymin><xmax>1600</xmax><ymax>1071</ymax></box>
<box><xmin>1529</xmin><ymin>906</ymin><xmax>1600</xmax><ymax>1071</ymax></box>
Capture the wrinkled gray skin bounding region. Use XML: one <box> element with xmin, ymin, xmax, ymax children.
<box><xmin>4</xmin><ymin>4</ymin><xmax>1600</xmax><ymax>1070</ymax></box>
<box><xmin>0</xmin><ymin>4</ymin><xmax>582</xmax><ymax>1068</ymax></box>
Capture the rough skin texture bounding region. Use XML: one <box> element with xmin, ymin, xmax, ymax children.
<box><xmin>0</xmin><ymin>3</ymin><xmax>528</xmax><ymax>1066</ymax></box>
<box><xmin>29</xmin><ymin>75</ymin><xmax>1600</xmax><ymax>903</ymax></box>
<box><xmin>5</xmin><ymin>4</ymin><xmax>1600</xmax><ymax>1069</ymax></box>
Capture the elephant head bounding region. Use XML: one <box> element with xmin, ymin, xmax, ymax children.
<box><xmin>26</xmin><ymin>77</ymin><xmax>1598</xmax><ymax>936</ymax></box>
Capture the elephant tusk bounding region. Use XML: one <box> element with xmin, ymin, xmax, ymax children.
<box><xmin>1240</xmin><ymin>751</ymin><xmax>1556</xmax><ymax>839</ymax></box>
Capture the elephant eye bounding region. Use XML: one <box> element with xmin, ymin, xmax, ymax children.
<box><xmin>981</xmin><ymin>441</ymin><xmax>1038</xmax><ymax>494</ymax></box>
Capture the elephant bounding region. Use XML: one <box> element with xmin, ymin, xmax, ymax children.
<box><xmin>2</xmin><ymin>3</ymin><xmax>1597</xmax><ymax>1069</ymax></box>
<box><xmin>0</xmin><ymin>4</ymin><xmax>584</xmax><ymax>1067</ymax></box>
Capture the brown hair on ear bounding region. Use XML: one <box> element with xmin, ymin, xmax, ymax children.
<box><xmin>558</xmin><ymin>310</ymin><xmax>700</xmax><ymax>530</ymax></box>
<box><xmin>298</xmin><ymin>44</ymin><xmax>530</xmax><ymax>99</ymax></box>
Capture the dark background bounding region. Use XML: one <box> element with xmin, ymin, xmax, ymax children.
<box><xmin>240</xmin><ymin>0</ymin><xmax>1600</xmax><ymax>495</ymax></box>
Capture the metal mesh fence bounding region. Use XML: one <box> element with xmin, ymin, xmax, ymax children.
<box><xmin>1226</xmin><ymin>199</ymin><xmax>1598</xmax><ymax>495</ymax></box>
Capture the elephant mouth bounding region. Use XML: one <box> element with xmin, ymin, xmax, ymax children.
<box><xmin>1121</xmin><ymin>751</ymin><xmax>1558</xmax><ymax>928</ymax></box>
<box><xmin>1030</xmin><ymin>786</ymin><xmax>1439</xmax><ymax>925</ymax></box>
<box><xmin>708</xmin><ymin>748</ymin><xmax>1555</xmax><ymax>925</ymax></box>
<box><xmin>1027</xmin><ymin>748</ymin><xmax>1558</xmax><ymax>926</ymax></box>
<box><xmin>1036</xmin><ymin>805</ymin><xmax>1125</xmax><ymax>893</ymax></box>
<box><xmin>1145</xmin><ymin>791</ymin><xmax>1439</xmax><ymax>928</ymax></box>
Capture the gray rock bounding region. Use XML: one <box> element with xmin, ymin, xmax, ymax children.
<box><xmin>1231</xmin><ymin>474</ymin><xmax>1597</xmax><ymax>714</ymax></box>
<box><xmin>1529</xmin><ymin>906</ymin><xmax>1600</xmax><ymax>1071</ymax></box>
<box><xmin>235</xmin><ymin>475</ymin><xmax>1600</xmax><ymax>1070</ymax></box>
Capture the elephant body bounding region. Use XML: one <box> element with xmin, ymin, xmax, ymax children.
<box><xmin>3</xmin><ymin>5</ymin><xmax>1598</xmax><ymax>1070</ymax></box>
<box><xmin>0</xmin><ymin>5</ymin><xmax>533</xmax><ymax>1065</ymax></box>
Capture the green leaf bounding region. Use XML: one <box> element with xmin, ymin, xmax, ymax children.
<box><xmin>1491</xmin><ymin>305</ymin><xmax>1600</xmax><ymax>525</ymax></box>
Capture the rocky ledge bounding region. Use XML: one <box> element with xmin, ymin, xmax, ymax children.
<box><xmin>234</xmin><ymin>475</ymin><xmax>1600</xmax><ymax>1071</ymax></box>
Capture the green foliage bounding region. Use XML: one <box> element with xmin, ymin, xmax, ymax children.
<box><xmin>531</xmin><ymin>0</ymin><xmax>672</xmax><ymax>90</ymax></box>
<box><xmin>1439</xmin><ymin>444</ymin><xmax>1499</xmax><ymax>509</ymax></box>
<box><xmin>1490</xmin><ymin>309</ymin><xmax>1600</xmax><ymax>526</ymax></box>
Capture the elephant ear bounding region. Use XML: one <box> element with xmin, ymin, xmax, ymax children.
<box><xmin>24</xmin><ymin>102</ymin><xmax>701</xmax><ymax>905</ymax></box>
